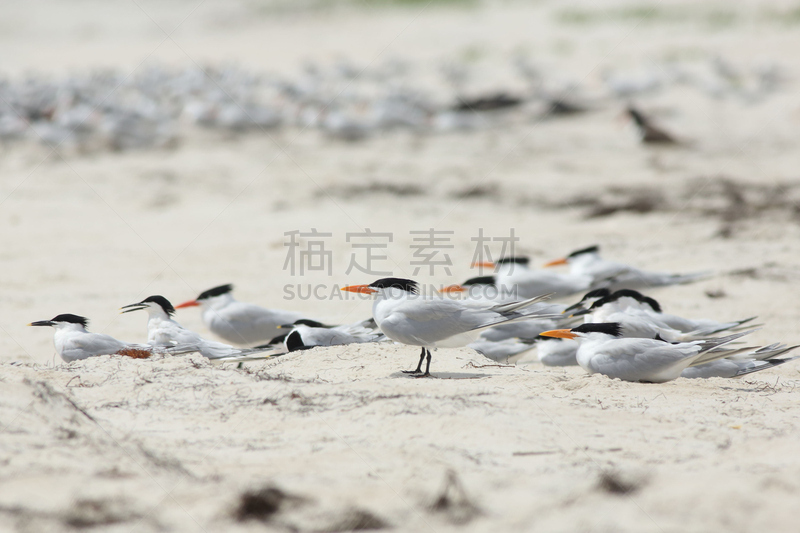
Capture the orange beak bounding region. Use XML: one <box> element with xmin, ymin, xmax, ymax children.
<box><xmin>341</xmin><ymin>284</ymin><xmax>377</xmax><ymax>294</ymax></box>
<box><xmin>539</xmin><ymin>329</ymin><xmax>577</xmax><ymax>340</ymax></box>
<box><xmin>175</xmin><ymin>300</ymin><xmax>200</xmax><ymax>309</ymax></box>
<box><xmin>471</xmin><ymin>262</ymin><xmax>496</xmax><ymax>269</ymax></box>
<box><xmin>440</xmin><ymin>284</ymin><xmax>466</xmax><ymax>293</ymax></box>
<box><xmin>543</xmin><ymin>258</ymin><xmax>568</xmax><ymax>267</ymax></box>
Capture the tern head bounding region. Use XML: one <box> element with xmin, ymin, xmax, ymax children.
<box><xmin>539</xmin><ymin>322</ymin><xmax>623</xmax><ymax>340</ymax></box>
<box><xmin>471</xmin><ymin>257</ymin><xmax>530</xmax><ymax>271</ymax></box>
<box><xmin>28</xmin><ymin>314</ymin><xmax>89</xmax><ymax>330</ymax></box>
<box><xmin>441</xmin><ymin>275</ymin><xmax>496</xmax><ymax>294</ymax></box>
<box><xmin>121</xmin><ymin>295</ymin><xmax>176</xmax><ymax>318</ymax></box>
<box><xmin>563</xmin><ymin>288</ymin><xmax>612</xmax><ymax>315</ymax></box>
<box><xmin>341</xmin><ymin>278</ymin><xmax>419</xmax><ymax>296</ymax></box>
<box><xmin>544</xmin><ymin>245</ymin><xmax>600</xmax><ymax>267</ymax></box>
<box><xmin>175</xmin><ymin>284</ymin><xmax>234</xmax><ymax>309</ymax></box>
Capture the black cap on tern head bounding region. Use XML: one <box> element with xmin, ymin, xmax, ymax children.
<box><xmin>563</xmin><ymin>288</ymin><xmax>613</xmax><ymax>315</ymax></box>
<box><xmin>567</xmin><ymin>245</ymin><xmax>600</xmax><ymax>258</ymax></box>
<box><xmin>141</xmin><ymin>295</ymin><xmax>176</xmax><ymax>316</ymax></box>
<box><xmin>196</xmin><ymin>284</ymin><xmax>233</xmax><ymax>301</ymax></box>
<box><xmin>291</xmin><ymin>319</ymin><xmax>329</xmax><ymax>328</ymax></box>
<box><xmin>496</xmin><ymin>257</ymin><xmax>530</xmax><ymax>266</ymax></box>
<box><xmin>368</xmin><ymin>278</ymin><xmax>419</xmax><ymax>294</ymax></box>
<box><xmin>52</xmin><ymin>314</ymin><xmax>89</xmax><ymax>327</ymax></box>
<box><xmin>580</xmin><ymin>288</ymin><xmax>611</xmax><ymax>301</ymax></box>
<box><xmin>590</xmin><ymin>289</ymin><xmax>662</xmax><ymax>313</ymax></box>
<box><xmin>572</xmin><ymin>322</ymin><xmax>623</xmax><ymax>337</ymax></box>
<box><xmin>610</xmin><ymin>289</ymin><xmax>661</xmax><ymax>312</ymax></box>
<box><xmin>462</xmin><ymin>275</ymin><xmax>496</xmax><ymax>287</ymax></box>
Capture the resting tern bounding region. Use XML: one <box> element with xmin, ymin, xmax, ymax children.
<box><xmin>174</xmin><ymin>284</ymin><xmax>305</xmax><ymax>345</ymax></box>
<box><xmin>121</xmin><ymin>295</ymin><xmax>273</xmax><ymax>360</ymax></box>
<box><xmin>441</xmin><ymin>275</ymin><xmax>519</xmax><ymax>303</ymax></box>
<box><xmin>574</xmin><ymin>289</ymin><xmax>756</xmax><ymax>336</ymax></box>
<box><xmin>342</xmin><ymin>277</ymin><xmax>555</xmax><ymax>376</ymax></box>
<box><xmin>540</xmin><ymin>288</ymin><xmax>757</xmax><ymax>367</ymax></box>
<box><xmin>279</xmin><ymin>319</ymin><xmax>385</xmax><ymax>352</ymax></box>
<box><xmin>472</xmin><ymin>257</ymin><xmax>594</xmax><ymax>299</ymax></box>
<box><xmin>540</xmin><ymin>322</ymin><xmax>755</xmax><ymax>382</ymax></box>
<box><xmin>544</xmin><ymin>245</ymin><xmax>711</xmax><ymax>292</ymax></box>
<box><xmin>442</xmin><ymin>276</ymin><xmax>571</xmax><ymax>341</ymax></box>
<box><xmin>28</xmin><ymin>313</ymin><xmax>184</xmax><ymax>362</ymax></box>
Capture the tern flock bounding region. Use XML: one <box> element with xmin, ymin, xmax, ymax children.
<box><xmin>29</xmin><ymin>245</ymin><xmax>798</xmax><ymax>383</ymax></box>
<box><xmin>0</xmin><ymin>53</ymin><xmax>786</xmax><ymax>151</ymax></box>
<box><xmin>18</xmin><ymin>53</ymin><xmax>795</xmax><ymax>382</ymax></box>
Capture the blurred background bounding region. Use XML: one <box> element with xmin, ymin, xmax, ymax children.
<box><xmin>3</xmin><ymin>0</ymin><xmax>800</xmax><ymax>362</ymax></box>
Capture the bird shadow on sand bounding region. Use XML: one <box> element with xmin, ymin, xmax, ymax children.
<box><xmin>390</xmin><ymin>372</ymin><xmax>490</xmax><ymax>380</ymax></box>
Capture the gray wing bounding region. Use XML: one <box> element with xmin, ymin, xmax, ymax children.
<box><xmin>583</xmin><ymin>340</ymin><xmax>700</xmax><ymax>382</ymax></box>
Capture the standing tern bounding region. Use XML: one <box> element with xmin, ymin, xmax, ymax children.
<box><xmin>342</xmin><ymin>277</ymin><xmax>556</xmax><ymax>376</ymax></box>
<box><xmin>28</xmin><ymin>314</ymin><xmax>187</xmax><ymax>362</ymax></box>
<box><xmin>544</xmin><ymin>245</ymin><xmax>711</xmax><ymax>292</ymax></box>
<box><xmin>174</xmin><ymin>284</ymin><xmax>305</xmax><ymax>346</ymax></box>
<box><xmin>540</xmin><ymin>323</ymin><xmax>755</xmax><ymax>383</ymax></box>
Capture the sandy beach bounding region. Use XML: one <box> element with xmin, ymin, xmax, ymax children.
<box><xmin>2</xmin><ymin>1</ymin><xmax>800</xmax><ymax>531</ymax></box>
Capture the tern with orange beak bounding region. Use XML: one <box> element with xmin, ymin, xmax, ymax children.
<box><xmin>540</xmin><ymin>323</ymin><xmax>754</xmax><ymax>383</ymax></box>
<box><xmin>174</xmin><ymin>284</ymin><xmax>305</xmax><ymax>346</ymax></box>
<box><xmin>472</xmin><ymin>257</ymin><xmax>594</xmax><ymax>299</ymax></box>
<box><xmin>572</xmin><ymin>289</ymin><xmax>756</xmax><ymax>337</ymax></box>
<box><xmin>544</xmin><ymin>245</ymin><xmax>711</xmax><ymax>292</ymax></box>
<box><xmin>341</xmin><ymin>277</ymin><xmax>555</xmax><ymax>376</ymax></box>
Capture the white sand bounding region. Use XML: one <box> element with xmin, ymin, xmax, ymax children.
<box><xmin>3</xmin><ymin>1</ymin><xmax>800</xmax><ymax>531</ymax></box>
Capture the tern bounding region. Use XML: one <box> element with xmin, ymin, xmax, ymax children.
<box><xmin>278</xmin><ymin>319</ymin><xmax>385</xmax><ymax>352</ymax></box>
<box><xmin>540</xmin><ymin>288</ymin><xmax>756</xmax><ymax>367</ymax></box>
<box><xmin>121</xmin><ymin>295</ymin><xmax>275</xmax><ymax>360</ymax></box>
<box><xmin>342</xmin><ymin>277</ymin><xmax>556</xmax><ymax>376</ymax></box>
<box><xmin>174</xmin><ymin>284</ymin><xmax>306</xmax><ymax>346</ymax></box>
<box><xmin>28</xmin><ymin>314</ymin><xmax>183</xmax><ymax>362</ymax></box>
<box><xmin>442</xmin><ymin>276</ymin><xmax>572</xmax><ymax>341</ymax></box>
<box><xmin>574</xmin><ymin>289</ymin><xmax>756</xmax><ymax>336</ymax></box>
<box><xmin>472</xmin><ymin>257</ymin><xmax>594</xmax><ymax>299</ymax></box>
<box><xmin>544</xmin><ymin>246</ymin><xmax>711</xmax><ymax>292</ymax></box>
<box><xmin>540</xmin><ymin>323</ymin><xmax>755</xmax><ymax>383</ymax></box>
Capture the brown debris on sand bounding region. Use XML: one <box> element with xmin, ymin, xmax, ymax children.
<box><xmin>115</xmin><ymin>348</ymin><xmax>153</xmax><ymax>359</ymax></box>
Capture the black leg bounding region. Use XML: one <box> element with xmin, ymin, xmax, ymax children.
<box><xmin>402</xmin><ymin>347</ymin><xmax>426</xmax><ymax>374</ymax></box>
<box><xmin>414</xmin><ymin>349</ymin><xmax>433</xmax><ymax>378</ymax></box>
